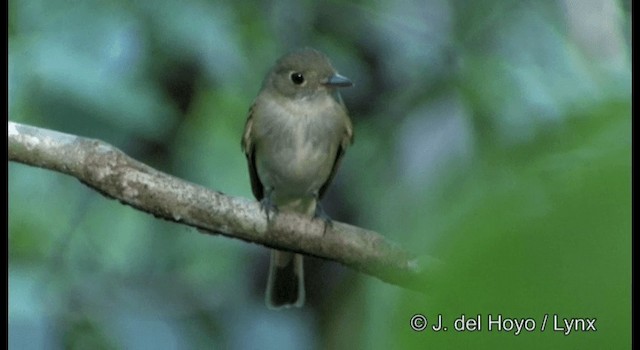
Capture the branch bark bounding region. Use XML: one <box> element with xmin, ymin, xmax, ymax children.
<box><xmin>8</xmin><ymin>121</ymin><xmax>437</xmax><ymax>292</ymax></box>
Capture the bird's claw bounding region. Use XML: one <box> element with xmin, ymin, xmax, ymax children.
<box><xmin>314</xmin><ymin>202</ymin><xmax>333</xmax><ymax>234</ymax></box>
<box><xmin>260</xmin><ymin>197</ymin><xmax>278</xmax><ymax>222</ymax></box>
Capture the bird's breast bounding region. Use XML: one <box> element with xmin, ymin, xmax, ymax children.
<box><xmin>253</xmin><ymin>96</ymin><xmax>344</xmax><ymax>196</ymax></box>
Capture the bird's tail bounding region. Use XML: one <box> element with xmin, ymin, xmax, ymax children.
<box><xmin>266</xmin><ymin>250</ymin><xmax>305</xmax><ymax>308</ymax></box>
<box><xmin>265</xmin><ymin>197</ymin><xmax>316</xmax><ymax>309</ymax></box>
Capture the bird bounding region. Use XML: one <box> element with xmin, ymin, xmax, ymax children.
<box><xmin>241</xmin><ymin>47</ymin><xmax>354</xmax><ymax>308</ymax></box>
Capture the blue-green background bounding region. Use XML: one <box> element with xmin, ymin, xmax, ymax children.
<box><xmin>9</xmin><ymin>0</ymin><xmax>631</xmax><ymax>349</ymax></box>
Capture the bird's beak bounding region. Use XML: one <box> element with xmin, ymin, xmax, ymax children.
<box><xmin>323</xmin><ymin>73</ymin><xmax>353</xmax><ymax>88</ymax></box>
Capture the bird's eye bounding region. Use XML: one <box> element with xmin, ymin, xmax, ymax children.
<box><xmin>290</xmin><ymin>72</ymin><xmax>305</xmax><ymax>85</ymax></box>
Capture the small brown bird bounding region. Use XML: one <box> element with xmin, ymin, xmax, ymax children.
<box><xmin>241</xmin><ymin>48</ymin><xmax>354</xmax><ymax>308</ymax></box>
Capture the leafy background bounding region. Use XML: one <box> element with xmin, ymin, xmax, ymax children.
<box><xmin>9</xmin><ymin>0</ymin><xmax>630</xmax><ymax>349</ymax></box>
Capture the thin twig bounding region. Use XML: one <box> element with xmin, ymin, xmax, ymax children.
<box><xmin>8</xmin><ymin>121</ymin><xmax>437</xmax><ymax>292</ymax></box>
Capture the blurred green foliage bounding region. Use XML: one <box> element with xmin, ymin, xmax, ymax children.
<box><xmin>9</xmin><ymin>0</ymin><xmax>630</xmax><ymax>349</ymax></box>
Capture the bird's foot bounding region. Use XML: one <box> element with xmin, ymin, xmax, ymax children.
<box><xmin>260</xmin><ymin>197</ymin><xmax>279</xmax><ymax>222</ymax></box>
<box><xmin>314</xmin><ymin>202</ymin><xmax>333</xmax><ymax>234</ymax></box>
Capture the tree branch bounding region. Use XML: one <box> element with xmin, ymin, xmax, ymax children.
<box><xmin>8</xmin><ymin>121</ymin><xmax>437</xmax><ymax>292</ymax></box>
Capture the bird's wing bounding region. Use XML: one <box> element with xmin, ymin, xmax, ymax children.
<box><xmin>318</xmin><ymin>115</ymin><xmax>353</xmax><ymax>199</ymax></box>
<box><xmin>241</xmin><ymin>104</ymin><xmax>264</xmax><ymax>200</ymax></box>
